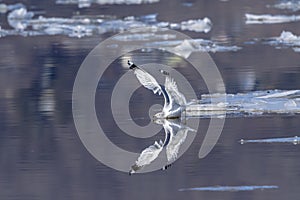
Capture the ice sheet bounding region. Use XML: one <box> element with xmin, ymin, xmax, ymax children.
<box><xmin>56</xmin><ymin>0</ymin><xmax>160</xmax><ymax>8</ymax></box>
<box><xmin>179</xmin><ymin>185</ymin><xmax>278</xmax><ymax>192</ymax></box>
<box><xmin>273</xmin><ymin>1</ymin><xmax>300</xmax><ymax>12</ymax></box>
<box><xmin>186</xmin><ymin>90</ymin><xmax>300</xmax><ymax>117</ymax></box>
<box><xmin>240</xmin><ymin>136</ymin><xmax>300</xmax><ymax>144</ymax></box>
<box><xmin>245</xmin><ymin>13</ymin><xmax>300</xmax><ymax>24</ymax></box>
<box><xmin>3</xmin><ymin>7</ymin><xmax>213</xmax><ymax>38</ymax></box>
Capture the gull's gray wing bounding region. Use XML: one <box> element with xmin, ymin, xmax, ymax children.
<box><xmin>165</xmin><ymin>75</ymin><xmax>187</xmax><ymax>106</ymax></box>
<box><xmin>129</xmin><ymin>61</ymin><xmax>162</xmax><ymax>95</ymax></box>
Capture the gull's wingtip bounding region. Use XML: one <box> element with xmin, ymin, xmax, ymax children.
<box><xmin>128</xmin><ymin>60</ymin><xmax>138</xmax><ymax>69</ymax></box>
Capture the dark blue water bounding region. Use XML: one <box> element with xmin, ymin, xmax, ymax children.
<box><xmin>0</xmin><ymin>0</ymin><xmax>300</xmax><ymax>199</ymax></box>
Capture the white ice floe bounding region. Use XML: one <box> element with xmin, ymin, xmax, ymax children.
<box><xmin>179</xmin><ymin>185</ymin><xmax>278</xmax><ymax>192</ymax></box>
<box><xmin>240</xmin><ymin>136</ymin><xmax>300</xmax><ymax>145</ymax></box>
<box><xmin>194</xmin><ymin>89</ymin><xmax>300</xmax><ymax>117</ymax></box>
<box><xmin>8</xmin><ymin>8</ymin><xmax>34</xmax><ymax>30</ymax></box>
<box><xmin>262</xmin><ymin>31</ymin><xmax>300</xmax><ymax>52</ymax></box>
<box><xmin>273</xmin><ymin>1</ymin><xmax>300</xmax><ymax>12</ymax></box>
<box><xmin>293</xmin><ymin>47</ymin><xmax>300</xmax><ymax>52</ymax></box>
<box><xmin>169</xmin><ymin>17</ymin><xmax>212</xmax><ymax>33</ymax></box>
<box><xmin>146</xmin><ymin>39</ymin><xmax>241</xmax><ymax>58</ymax></box>
<box><xmin>179</xmin><ymin>17</ymin><xmax>212</xmax><ymax>33</ymax></box>
<box><xmin>4</xmin><ymin>8</ymin><xmax>212</xmax><ymax>37</ymax></box>
<box><xmin>56</xmin><ymin>0</ymin><xmax>160</xmax><ymax>8</ymax></box>
<box><xmin>245</xmin><ymin>13</ymin><xmax>300</xmax><ymax>24</ymax></box>
<box><xmin>113</xmin><ymin>33</ymin><xmax>177</xmax><ymax>41</ymax></box>
<box><xmin>276</xmin><ymin>31</ymin><xmax>300</xmax><ymax>45</ymax></box>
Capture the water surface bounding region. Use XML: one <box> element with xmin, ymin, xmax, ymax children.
<box><xmin>0</xmin><ymin>0</ymin><xmax>300</xmax><ymax>200</ymax></box>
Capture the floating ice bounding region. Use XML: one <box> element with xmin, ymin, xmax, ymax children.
<box><xmin>168</xmin><ymin>17</ymin><xmax>212</xmax><ymax>33</ymax></box>
<box><xmin>257</xmin><ymin>89</ymin><xmax>300</xmax><ymax>98</ymax></box>
<box><xmin>8</xmin><ymin>8</ymin><xmax>34</xmax><ymax>30</ymax></box>
<box><xmin>113</xmin><ymin>33</ymin><xmax>177</xmax><ymax>41</ymax></box>
<box><xmin>293</xmin><ymin>47</ymin><xmax>300</xmax><ymax>52</ymax></box>
<box><xmin>240</xmin><ymin>136</ymin><xmax>300</xmax><ymax>145</ymax></box>
<box><xmin>273</xmin><ymin>1</ymin><xmax>300</xmax><ymax>12</ymax></box>
<box><xmin>186</xmin><ymin>89</ymin><xmax>300</xmax><ymax>118</ymax></box>
<box><xmin>180</xmin><ymin>18</ymin><xmax>212</xmax><ymax>33</ymax></box>
<box><xmin>146</xmin><ymin>39</ymin><xmax>241</xmax><ymax>58</ymax></box>
<box><xmin>260</xmin><ymin>31</ymin><xmax>300</xmax><ymax>51</ymax></box>
<box><xmin>5</xmin><ymin>11</ymin><xmax>154</xmax><ymax>37</ymax></box>
<box><xmin>4</xmin><ymin>8</ymin><xmax>212</xmax><ymax>38</ymax></box>
<box><xmin>276</xmin><ymin>31</ymin><xmax>300</xmax><ymax>45</ymax></box>
<box><xmin>56</xmin><ymin>0</ymin><xmax>160</xmax><ymax>8</ymax></box>
<box><xmin>179</xmin><ymin>185</ymin><xmax>278</xmax><ymax>192</ymax></box>
<box><xmin>245</xmin><ymin>13</ymin><xmax>300</xmax><ymax>24</ymax></box>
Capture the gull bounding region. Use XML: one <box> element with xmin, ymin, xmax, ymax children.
<box><xmin>128</xmin><ymin>60</ymin><xmax>187</xmax><ymax>119</ymax></box>
<box><xmin>129</xmin><ymin>118</ymin><xmax>195</xmax><ymax>174</ymax></box>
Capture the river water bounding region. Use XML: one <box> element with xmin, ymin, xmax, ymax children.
<box><xmin>0</xmin><ymin>0</ymin><xmax>300</xmax><ymax>199</ymax></box>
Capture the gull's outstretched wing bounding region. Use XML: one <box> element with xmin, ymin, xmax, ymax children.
<box><xmin>128</xmin><ymin>61</ymin><xmax>162</xmax><ymax>95</ymax></box>
<box><xmin>130</xmin><ymin>140</ymin><xmax>164</xmax><ymax>174</ymax></box>
<box><xmin>165</xmin><ymin>75</ymin><xmax>187</xmax><ymax>106</ymax></box>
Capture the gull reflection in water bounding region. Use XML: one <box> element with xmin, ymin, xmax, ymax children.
<box><xmin>129</xmin><ymin>118</ymin><xmax>195</xmax><ymax>175</ymax></box>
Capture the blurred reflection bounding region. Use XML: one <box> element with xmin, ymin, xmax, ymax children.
<box><xmin>237</xmin><ymin>69</ymin><xmax>256</xmax><ymax>91</ymax></box>
<box><xmin>129</xmin><ymin>118</ymin><xmax>195</xmax><ymax>174</ymax></box>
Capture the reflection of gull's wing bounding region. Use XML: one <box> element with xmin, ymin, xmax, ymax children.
<box><xmin>165</xmin><ymin>75</ymin><xmax>186</xmax><ymax>106</ymax></box>
<box><xmin>166</xmin><ymin>128</ymin><xmax>188</xmax><ymax>162</ymax></box>
<box><xmin>130</xmin><ymin>140</ymin><xmax>164</xmax><ymax>174</ymax></box>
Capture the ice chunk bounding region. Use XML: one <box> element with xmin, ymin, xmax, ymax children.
<box><xmin>293</xmin><ymin>47</ymin><xmax>300</xmax><ymax>52</ymax></box>
<box><xmin>261</xmin><ymin>31</ymin><xmax>300</xmax><ymax>51</ymax></box>
<box><xmin>245</xmin><ymin>13</ymin><xmax>300</xmax><ymax>24</ymax></box>
<box><xmin>149</xmin><ymin>39</ymin><xmax>241</xmax><ymax>58</ymax></box>
<box><xmin>179</xmin><ymin>185</ymin><xmax>278</xmax><ymax>192</ymax></box>
<box><xmin>257</xmin><ymin>89</ymin><xmax>300</xmax><ymax>98</ymax></box>
<box><xmin>196</xmin><ymin>89</ymin><xmax>300</xmax><ymax>117</ymax></box>
<box><xmin>180</xmin><ymin>17</ymin><xmax>212</xmax><ymax>33</ymax></box>
<box><xmin>277</xmin><ymin>31</ymin><xmax>300</xmax><ymax>45</ymax></box>
<box><xmin>273</xmin><ymin>1</ymin><xmax>300</xmax><ymax>12</ymax></box>
<box><xmin>7</xmin><ymin>8</ymin><xmax>34</xmax><ymax>30</ymax></box>
<box><xmin>172</xmin><ymin>39</ymin><xmax>196</xmax><ymax>58</ymax></box>
<box><xmin>78</xmin><ymin>0</ymin><xmax>91</xmax><ymax>8</ymax></box>
<box><xmin>56</xmin><ymin>0</ymin><xmax>160</xmax><ymax>8</ymax></box>
<box><xmin>240</xmin><ymin>136</ymin><xmax>299</xmax><ymax>144</ymax></box>
<box><xmin>113</xmin><ymin>33</ymin><xmax>176</xmax><ymax>41</ymax></box>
